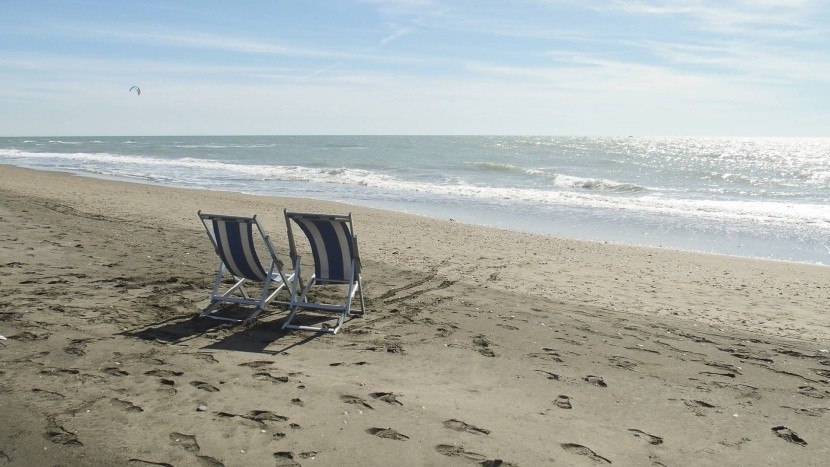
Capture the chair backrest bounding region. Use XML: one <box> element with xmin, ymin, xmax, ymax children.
<box><xmin>199</xmin><ymin>212</ymin><xmax>268</xmax><ymax>281</ymax></box>
<box><xmin>284</xmin><ymin>211</ymin><xmax>359</xmax><ymax>284</ymax></box>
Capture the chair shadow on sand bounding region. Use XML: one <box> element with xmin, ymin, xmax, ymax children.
<box><xmin>121</xmin><ymin>306</ymin><xmax>354</xmax><ymax>355</ymax></box>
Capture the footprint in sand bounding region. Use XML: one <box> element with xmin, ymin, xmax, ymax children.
<box><xmin>253</xmin><ymin>372</ymin><xmax>289</xmax><ymax>383</ymax></box>
<box><xmin>434</xmin><ymin>444</ymin><xmax>486</xmax><ymax>462</ymax></box>
<box><xmin>139</xmin><ymin>357</ymin><xmax>165</xmax><ymax>366</ymax></box>
<box><xmin>369</xmin><ymin>392</ymin><xmax>403</xmax><ymax>406</ymax></box>
<box><xmin>700</xmin><ymin>371</ymin><xmax>737</xmax><ymax>379</ymax></box>
<box><xmin>291</xmin><ymin>398</ymin><xmax>304</xmax><ymax>407</ymax></box>
<box><xmin>629</xmin><ymin>428</ymin><xmax>663</xmax><ymax>445</ymax></box>
<box><xmin>782</xmin><ymin>406</ymin><xmax>830</xmax><ymax>417</ymax></box>
<box><xmin>609</xmin><ymin>356</ymin><xmax>639</xmax><ymax>371</ymax></box>
<box><xmin>340</xmin><ymin>395</ymin><xmax>373</xmax><ymax>409</ymax></box>
<box><xmin>128</xmin><ymin>459</ymin><xmax>173</xmax><ymax>466</ymax></box>
<box><xmin>144</xmin><ymin>369</ymin><xmax>183</xmax><ymax>378</ymax></box>
<box><xmin>683</xmin><ymin>399</ymin><xmax>716</xmax><ymax>408</ymax></box>
<box><xmin>797</xmin><ymin>386</ymin><xmax>826</xmax><ymax>399</ymax></box>
<box><xmin>102</xmin><ymin>367</ymin><xmax>129</xmax><ymax>377</ymax></box>
<box><xmin>64</xmin><ymin>338</ymin><xmax>91</xmax><ymax>356</ymax></box>
<box><xmin>365</xmin><ymin>343</ymin><xmax>405</xmax><ymax>354</ymax></box>
<box><xmin>216</xmin><ymin>410</ymin><xmax>288</xmax><ymax>428</ymax></box>
<box><xmin>190</xmin><ymin>381</ymin><xmax>219</xmax><ymax>392</ymax></box>
<box><xmin>192</xmin><ymin>353</ymin><xmax>219</xmax><ymax>364</ymax></box>
<box><xmin>473</xmin><ymin>335</ymin><xmax>496</xmax><ymax>357</ymax></box>
<box><xmin>242</xmin><ymin>410</ymin><xmax>288</xmax><ymax>423</ymax></box>
<box><xmin>239</xmin><ymin>360</ymin><xmax>274</xmax><ymax>368</ymax></box>
<box><xmin>31</xmin><ymin>388</ymin><xmax>65</xmax><ymax>400</ymax></box>
<box><xmin>536</xmin><ymin>370</ymin><xmax>560</xmax><ymax>380</ymax></box>
<box><xmin>40</xmin><ymin>368</ymin><xmax>80</xmax><ymax>377</ymax></box>
<box><xmin>681</xmin><ymin>399</ymin><xmax>716</xmax><ymax>417</ymax></box>
<box><xmin>45</xmin><ymin>419</ymin><xmax>82</xmax><ymax>446</ymax></box>
<box><xmin>273</xmin><ymin>452</ymin><xmax>301</xmax><ymax>467</ymax></box>
<box><xmin>157</xmin><ymin>379</ymin><xmax>176</xmax><ymax>395</ymax></box>
<box><xmin>555</xmin><ymin>395</ymin><xmax>572</xmax><ymax>409</ymax></box>
<box><xmin>110</xmin><ymin>398</ymin><xmax>144</xmax><ymax>413</ymax></box>
<box><xmin>771</xmin><ymin>426</ymin><xmax>807</xmax><ymax>446</ymax></box>
<box><xmin>583</xmin><ymin>375</ymin><xmax>607</xmax><ymax>387</ymax></box>
<box><xmin>195</xmin><ymin>455</ymin><xmax>224</xmax><ymax>467</ymax></box>
<box><xmin>530</xmin><ymin>348</ymin><xmax>564</xmax><ymax>362</ymax></box>
<box><xmin>436</xmin><ymin>328</ymin><xmax>454</xmax><ymax>338</ymax></box>
<box><xmin>481</xmin><ymin>460</ymin><xmax>518</xmax><ymax>467</ymax></box>
<box><xmin>330</xmin><ymin>361</ymin><xmax>370</xmax><ymax>367</ymax></box>
<box><xmin>560</xmin><ymin>443</ymin><xmax>611</xmax><ymax>464</ymax></box>
<box><xmin>704</xmin><ymin>361</ymin><xmax>741</xmax><ymax>375</ymax></box>
<box><xmin>169</xmin><ymin>432</ymin><xmax>199</xmax><ymax>452</ymax></box>
<box><xmin>11</xmin><ymin>331</ymin><xmax>50</xmax><ymax>341</ymax></box>
<box><xmin>443</xmin><ymin>419</ymin><xmax>490</xmax><ymax>435</ymax></box>
<box><xmin>366</xmin><ymin>427</ymin><xmax>409</xmax><ymax>440</ymax></box>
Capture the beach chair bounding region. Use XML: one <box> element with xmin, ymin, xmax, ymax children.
<box><xmin>282</xmin><ymin>210</ymin><xmax>365</xmax><ymax>334</ymax></box>
<box><xmin>198</xmin><ymin>211</ymin><xmax>293</xmax><ymax>323</ymax></box>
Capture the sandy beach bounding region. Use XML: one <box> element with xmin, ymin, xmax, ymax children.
<box><xmin>1</xmin><ymin>164</ymin><xmax>828</xmax><ymax>466</ymax></box>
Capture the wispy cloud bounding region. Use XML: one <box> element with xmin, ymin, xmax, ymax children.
<box><xmin>49</xmin><ymin>23</ymin><xmax>417</xmax><ymax>64</ymax></box>
<box><xmin>358</xmin><ymin>0</ymin><xmax>445</xmax><ymax>15</ymax></box>
<box><xmin>380</xmin><ymin>24</ymin><xmax>413</xmax><ymax>45</ymax></box>
<box><xmin>463</xmin><ymin>56</ymin><xmax>721</xmax><ymax>95</ymax></box>
<box><xmin>603</xmin><ymin>0</ymin><xmax>820</xmax><ymax>37</ymax></box>
<box><xmin>638</xmin><ymin>39</ymin><xmax>830</xmax><ymax>83</ymax></box>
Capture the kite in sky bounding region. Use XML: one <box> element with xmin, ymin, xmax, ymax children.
<box><xmin>129</xmin><ymin>86</ymin><xmax>141</xmax><ymax>96</ymax></box>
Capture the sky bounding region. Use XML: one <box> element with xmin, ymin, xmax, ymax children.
<box><xmin>1</xmin><ymin>0</ymin><xmax>828</xmax><ymax>136</ymax></box>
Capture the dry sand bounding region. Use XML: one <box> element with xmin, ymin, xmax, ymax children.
<box><xmin>0</xmin><ymin>164</ymin><xmax>828</xmax><ymax>466</ymax></box>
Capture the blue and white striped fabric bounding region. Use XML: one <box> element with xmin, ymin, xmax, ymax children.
<box><xmin>290</xmin><ymin>216</ymin><xmax>354</xmax><ymax>284</ymax></box>
<box><xmin>211</xmin><ymin>218</ymin><xmax>267</xmax><ymax>281</ymax></box>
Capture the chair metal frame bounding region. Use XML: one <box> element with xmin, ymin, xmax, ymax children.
<box><xmin>283</xmin><ymin>210</ymin><xmax>365</xmax><ymax>334</ymax></box>
<box><xmin>198</xmin><ymin>211</ymin><xmax>293</xmax><ymax>323</ymax></box>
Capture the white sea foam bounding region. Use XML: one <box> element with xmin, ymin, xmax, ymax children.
<box><xmin>550</xmin><ymin>174</ymin><xmax>646</xmax><ymax>192</ymax></box>
<box><xmin>2</xmin><ymin>148</ymin><xmax>826</xmax><ymax>232</ymax></box>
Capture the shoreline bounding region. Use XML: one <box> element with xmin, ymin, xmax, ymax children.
<box><xmin>1</xmin><ymin>164</ymin><xmax>829</xmax><ymax>465</ymax></box>
<box><xmin>5</xmin><ymin>163</ymin><xmax>829</xmax><ymax>268</ymax></box>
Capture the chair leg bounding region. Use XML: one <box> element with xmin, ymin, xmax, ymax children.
<box><xmin>357</xmin><ymin>275</ymin><xmax>366</xmax><ymax>315</ymax></box>
<box><xmin>200</xmin><ymin>299</ymin><xmax>222</xmax><ymax>318</ymax></box>
<box><xmin>202</xmin><ymin>260</ymin><xmax>289</xmax><ymax>323</ymax></box>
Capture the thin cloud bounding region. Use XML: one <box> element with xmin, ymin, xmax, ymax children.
<box><xmin>603</xmin><ymin>0</ymin><xmax>819</xmax><ymax>37</ymax></box>
<box><xmin>641</xmin><ymin>39</ymin><xmax>830</xmax><ymax>83</ymax></box>
<box><xmin>50</xmin><ymin>23</ymin><xmax>413</xmax><ymax>63</ymax></box>
<box><xmin>380</xmin><ymin>25</ymin><xmax>413</xmax><ymax>45</ymax></box>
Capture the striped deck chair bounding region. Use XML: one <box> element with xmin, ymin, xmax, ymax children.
<box><xmin>198</xmin><ymin>211</ymin><xmax>294</xmax><ymax>323</ymax></box>
<box><xmin>282</xmin><ymin>210</ymin><xmax>366</xmax><ymax>334</ymax></box>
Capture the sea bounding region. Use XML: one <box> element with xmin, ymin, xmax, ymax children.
<box><xmin>1</xmin><ymin>135</ymin><xmax>828</xmax><ymax>265</ymax></box>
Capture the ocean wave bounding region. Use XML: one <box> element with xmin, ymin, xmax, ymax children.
<box><xmin>469</xmin><ymin>161</ymin><xmax>546</xmax><ymax>176</ymax></box>
<box><xmin>551</xmin><ymin>174</ymin><xmax>646</xmax><ymax>192</ymax></box>
<box><xmin>1</xmin><ymin>149</ymin><xmax>827</xmax><ymax>230</ymax></box>
<box><xmin>470</xmin><ymin>162</ymin><xmax>647</xmax><ymax>192</ymax></box>
<box><xmin>323</xmin><ymin>144</ymin><xmax>367</xmax><ymax>150</ymax></box>
<box><xmin>173</xmin><ymin>144</ymin><xmax>278</xmax><ymax>149</ymax></box>
<box><xmin>811</xmin><ymin>171</ymin><xmax>830</xmax><ymax>182</ymax></box>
